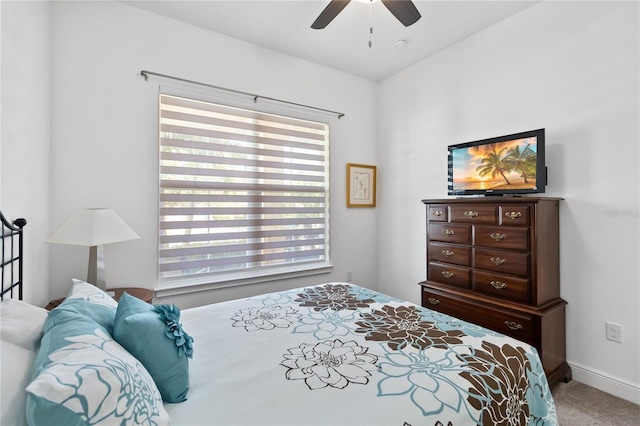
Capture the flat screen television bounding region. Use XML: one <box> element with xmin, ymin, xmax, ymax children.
<box><xmin>447</xmin><ymin>128</ymin><xmax>546</xmax><ymax>196</ymax></box>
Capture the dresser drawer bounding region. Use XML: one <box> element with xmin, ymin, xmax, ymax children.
<box><xmin>499</xmin><ymin>205</ymin><xmax>530</xmax><ymax>226</ymax></box>
<box><xmin>429</xmin><ymin>223</ymin><xmax>471</xmax><ymax>244</ymax></box>
<box><xmin>474</xmin><ymin>270</ymin><xmax>530</xmax><ymax>304</ymax></box>
<box><xmin>428</xmin><ymin>205</ymin><xmax>448</xmax><ymax>222</ymax></box>
<box><xmin>428</xmin><ymin>262</ymin><xmax>470</xmax><ymax>289</ymax></box>
<box><xmin>474</xmin><ymin>248</ymin><xmax>529</xmax><ymax>276</ymax></box>
<box><xmin>421</xmin><ymin>288</ymin><xmax>535</xmax><ymax>344</ymax></box>
<box><xmin>449</xmin><ymin>205</ymin><xmax>497</xmax><ymax>224</ymax></box>
<box><xmin>473</xmin><ymin>225</ymin><xmax>529</xmax><ymax>250</ymax></box>
<box><xmin>428</xmin><ymin>242</ymin><xmax>470</xmax><ymax>266</ymax></box>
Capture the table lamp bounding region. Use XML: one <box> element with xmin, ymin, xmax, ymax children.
<box><xmin>47</xmin><ymin>208</ymin><xmax>140</xmax><ymax>291</ymax></box>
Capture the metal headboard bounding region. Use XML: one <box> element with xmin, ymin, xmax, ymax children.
<box><xmin>1</xmin><ymin>210</ymin><xmax>27</xmax><ymax>300</ymax></box>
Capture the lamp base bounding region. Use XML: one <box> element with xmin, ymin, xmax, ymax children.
<box><xmin>87</xmin><ymin>245</ymin><xmax>107</xmax><ymax>291</ymax></box>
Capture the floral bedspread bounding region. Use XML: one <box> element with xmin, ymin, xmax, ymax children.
<box><xmin>165</xmin><ymin>283</ymin><xmax>558</xmax><ymax>426</ymax></box>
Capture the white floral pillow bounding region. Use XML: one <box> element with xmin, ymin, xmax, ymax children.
<box><xmin>26</xmin><ymin>308</ymin><xmax>170</xmax><ymax>426</ymax></box>
<box><xmin>53</xmin><ymin>279</ymin><xmax>118</xmax><ymax>335</ymax></box>
<box><xmin>67</xmin><ymin>278</ymin><xmax>118</xmax><ymax>308</ymax></box>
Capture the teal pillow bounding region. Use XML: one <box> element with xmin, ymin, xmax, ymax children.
<box><xmin>26</xmin><ymin>309</ymin><xmax>170</xmax><ymax>426</ymax></box>
<box><xmin>113</xmin><ymin>293</ymin><xmax>193</xmax><ymax>403</ymax></box>
<box><xmin>52</xmin><ymin>279</ymin><xmax>117</xmax><ymax>334</ymax></box>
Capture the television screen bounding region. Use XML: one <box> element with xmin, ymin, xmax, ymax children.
<box><xmin>448</xmin><ymin>129</ymin><xmax>546</xmax><ymax>196</ymax></box>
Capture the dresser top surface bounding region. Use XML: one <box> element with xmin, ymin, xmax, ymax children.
<box><xmin>422</xmin><ymin>197</ymin><xmax>563</xmax><ymax>205</ymax></box>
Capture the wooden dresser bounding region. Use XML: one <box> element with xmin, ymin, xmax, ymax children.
<box><xmin>419</xmin><ymin>197</ymin><xmax>571</xmax><ymax>387</ymax></box>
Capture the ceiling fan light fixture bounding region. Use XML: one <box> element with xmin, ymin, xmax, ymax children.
<box><xmin>312</xmin><ymin>0</ymin><xmax>421</xmax><ymax>29</ymax></box>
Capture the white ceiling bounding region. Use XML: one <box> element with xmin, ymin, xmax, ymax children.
<box><xmin>125</xmin><ymin>0</ymin><xmax>539</xmax><ymax>82</ymax></box>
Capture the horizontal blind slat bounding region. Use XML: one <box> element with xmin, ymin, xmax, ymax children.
<box><xmin>161</xmin><ymin>137</ymin><xmax>324</xmax><ymax>163</ymax></box>
<box><xmin>161</xmin><ymin>151</ymin><xmax>325</xmax><ymax>173</ymax></box>
<box><xmin>160</xmin><ymin>206</ymin><xmax>325</xmax><ymax>216</ymax></box>
<box><xmin>160</xmin><ymin>193</ymin><xmax>324</xmax><ymax>203</ymax></box>
<box><xmin>161</xmin><ymin>238</ymin><xmax>324</xmax><ymax>258</ymax></box>
<box><xmin>160</xmin><ymin>228</ymin><xmax>324</xmax><ymax>244</ymax></box>
<box><xmin>160</xmin><ymin>166</ymin><xmax>324</xmax><ymax>183</ymax></box>
<box><xmin>160</xmin><ymin>180</ymin><xmax>325</xmax><ymax>193</ymax></box>
<box><xmin>160</xmin><ymin>125</ymin><xmax>325</xmax><ymax>153</ymax></box>
<box><xmin>161</xmin><ymin>95</ymin><xmax>327</xmax><ymax>131</ymax></box>
<box><xmin>160</xmin><ymin>250</ymin><xmax>326</xmax><ymax>273</ymax></box>
<box><xmin>160</xmin><ymin>217</ymin><xmax>325</xmax><ymax>230</ymax></box>
<box><xmin>161</xmin><ymin>109</ymin><xmax>325</xmax><ymax>142</ymax></box>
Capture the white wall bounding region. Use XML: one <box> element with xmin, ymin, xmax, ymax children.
<box><xmin>377</xmin><ymin>1</ymin><xmax>639</xmax><ymax>403</ymax></box>
<box><xmin>0</xmin><ymin>0</ymin><xmax>51</xmax><ymax>307</ymax></box>
<box><xmin>45</xmin><ymin>0</ymin><xmax>378</xmax><ymax>308</ymax></box>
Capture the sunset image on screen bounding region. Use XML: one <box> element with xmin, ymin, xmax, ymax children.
<box><xmin>451</xmin><ymin>137</ymin><xmax>538</xmax><ymax>191</ymax></box>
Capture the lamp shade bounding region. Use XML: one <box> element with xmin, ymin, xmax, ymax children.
<box><xmin>47</xmin><ymin>208</ymin><xmax>140</xmax><ymax>246</ymax></box>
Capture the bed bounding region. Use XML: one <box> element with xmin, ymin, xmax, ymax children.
<box><xmin>1</xmin><ymin>211</ymin><xmax>559</xmax><ymax>425</ymax></box>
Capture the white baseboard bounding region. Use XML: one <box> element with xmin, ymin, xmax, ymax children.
<box><xmin>568</xmin><ymin>362</ymin><xmax>640</xmax><ymax>405</ymax></box>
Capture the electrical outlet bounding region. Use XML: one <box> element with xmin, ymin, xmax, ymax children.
<box><xmin>346</xmin><ymin>270</ymin><xmax>353</xmax><ymax>282</ymax></box>
<box><xmin>606</xmin><ymin>322</ymin><xmax>622</xmax><ymax>343</ymax></box>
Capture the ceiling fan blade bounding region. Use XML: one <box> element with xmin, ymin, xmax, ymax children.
<box><xmin>381</xmin><ymin>0</ymin><xmax>421</xmax><ymax>27</ymax></box>
<box><xmin>311</xmin><ymin>0</ymin><xmax>351</xmax><ymax>29</ymax></box>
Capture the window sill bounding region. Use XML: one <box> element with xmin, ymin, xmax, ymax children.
<box><xmin>154</xmin><ymin>263</ymin><xmax>333</xmax><ymax>298</ymax></box>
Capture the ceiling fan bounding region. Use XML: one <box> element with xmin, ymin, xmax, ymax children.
<box><xmin>311</xmin><ymin>0</ymin><xmax>422</xmax><ymax>29</ymax></box>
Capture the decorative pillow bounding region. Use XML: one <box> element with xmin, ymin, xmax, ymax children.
<box><xmin>0</xmin><ymin>298</ymin><xmax>49</xmax><ymax>351</ymax></box>
<box><xmin>114</xmin><ymin>292</ymin><xmax>193</xmax><ymax>403</ymax></box>
<box><xmin>26</xmin><ymin>308</ymin><xmax>170</xmax><ymax>426</ymax></box>
<box><xmin>53</xmin><ymin>279</ymin><xmax>118</xmax><ymax>334</ymax></box>
<box><xmin>1</xmin><ymin>341</ymin><xmax>36</xmax><ymax>426</ymax></box>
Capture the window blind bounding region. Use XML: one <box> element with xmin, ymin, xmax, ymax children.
<box><xmin>159</xmin><ymin>94</ymin><xmax>330</xmax><ymax>281</ymax></box>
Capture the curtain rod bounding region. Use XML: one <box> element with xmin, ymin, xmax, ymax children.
<box><xmin>140</xmin><ymin>70</ymin><xmax>345</xmax><ymax>119</ymax></box>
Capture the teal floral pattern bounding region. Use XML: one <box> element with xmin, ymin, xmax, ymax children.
<box><xmin>293</xmin><ymin>308</ymin><xmax>360</xmax><ymax>340</ymax></box>
<box><xmin>376</xmin><ymin>345</ymin><xmax>480</xmax><ymax>418</ymax></box>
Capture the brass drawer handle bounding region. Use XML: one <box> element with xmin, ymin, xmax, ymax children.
<box><xmin>433</xmin><ymin>210</ymin><xmax>443</xmax><ymax>217</ymax></box>
<box><xmin>464</xmin><ymin>211</ymin><xmax>479</xmax><ymax>218</ymax></box>
<box><xmin>441</xmin><ymin>271</ymin><xmax>455</xmax><ymax>279</ymax></box>
<box><xmin>491</xmin><ymin>280</ymin><xmax>507</xmax><ymax>290</ymax></box>
<box><xmin>491</xmin><ymin>257</ymin><xmax>507</xmax><ymax>265</ymax></box>
<box><xmin>505</xmin><ymin>211</ymin><xmax>522</xmax><ymax>220</ymax></box>
<box><xmin>505</xmin><ymin>321</ymin><xmax>523</xmax><ymax>331</ymax></box>
<box><xmin>442</xmin><ymin>229</ymin><xmax>455</xmax><ymax>236</ymax></box>
<box><xmin>490</xmin><ymin>233</ymin><xmax>507</xmax><ymax>241</ymax></box>
<box><xmin>442</xmin><ymin>250</ymin><xmax>455</xmax><ymax>258</ymax></box>
<box><xmin>428</xmin><ymin>298</ymin><xmax>440</xmax><ymax>305</ymax></box>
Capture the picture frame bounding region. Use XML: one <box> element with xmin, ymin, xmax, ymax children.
<box><xmin>346</xmin><ymin>163</ymin><xmax>377</xmax><ymax>208</ymax></box>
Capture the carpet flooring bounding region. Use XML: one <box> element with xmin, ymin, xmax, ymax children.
<box><xmin>552</xmin><ymin>380</ymin><xmax>639</xmax><ymax>425</ymax></box>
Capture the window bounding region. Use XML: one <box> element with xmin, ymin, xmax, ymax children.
<box><xmin>159</xmin><ymin>94</ymin><xmax>330</xmax><ymax>285</ymax></box>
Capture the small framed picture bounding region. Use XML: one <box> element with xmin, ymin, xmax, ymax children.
<box><xmin>347</xmin><ymin>163</ymin><xmax>377</xmax><ymax>208</ymax></box>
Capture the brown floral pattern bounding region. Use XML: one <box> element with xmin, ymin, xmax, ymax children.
<box><xmin>459</xmin><ymin>341</ymin><xmax>531</xmax><ymax>426</ymax></box>
<box><xmin>354</xmin><ymin>305</ymin><xmax>465</xmax><ymax>350</ymax></box>
<box><xmin>294</xmin><ymin>283</ymin><xmax>375</xmax><ymax>312</ymax></box>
